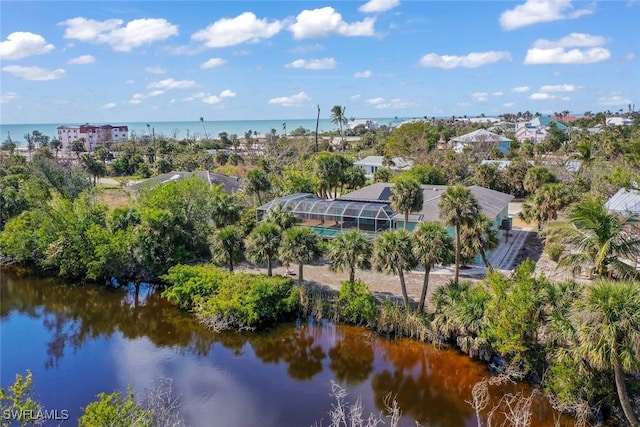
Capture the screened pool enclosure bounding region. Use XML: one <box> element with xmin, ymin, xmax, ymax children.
<box><xmin>257</xmin><ymin>194</ymin><xmax>394</xmax><ymax>237</ymax></box>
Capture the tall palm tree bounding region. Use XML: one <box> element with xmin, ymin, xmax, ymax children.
<box><xmin>279</xmin><ymin>227</ymin><xmax>323</xmax><ymax>285</ymax></box>
<box><xmin>572</xmin><ymin>281</ymin><xmax>640</xmax><ymax>426</ymax></box>
<box><xmin>373</xmin><ymin>229</ymin><xmax>417</xmax><ymax>308</ymax></box>
<box><xmin>390</xmin><ymin>177</ymin><xmax>423</xmax><ymax>230</ymax></box>
<box><xmin>438</xmin><ymin>185</ymin><xmax>480</xmax><ymax>284</ymax></box>
<box><xmin>460</xmin><ymin>212</ymin><xmax>499</xmax><ymax>271</ymax></box>
<box><xmin>412</xmin><ymin>221</ymin><xmax>455</xmax><ymax>312</ymax></box>
<box><xmin>543</xmin><ymin>197</ymin><xmax>640</xmax><ymax>279</ymax></box>
<box><xmin>327</xmin><ymin>230</ymin><xmax>372</xmax><ymax>283</ymax></box>
<box><xmin>210</xmin><ymin>225</ymin><xmax>245</xmax><ymax>272</ymax></box>
<box><xmin>245</xmin><ymin>168</ymin><xmax>272</xmax><ymax>205</ymax></box>
<box><xmin>330</xmin><ymin>105</ymin><xmax>348</xmax><ymax>151</ymax></box>
<box><xmin>199</xmin><ymin>117</ymin><xmax>208</xmax><ymax>140</ymax></box>
<box><xmin>246</xmin><ymin>222</ymin><xmax>282</xmax><ymax>276</ymax></box>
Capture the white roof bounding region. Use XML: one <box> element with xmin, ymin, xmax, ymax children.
<box><xmin>452</xmin><ymin>129</ymin><xmax>511</xmax><ymax>143</ymax></box>
<box><xmin>354</xmin><ymin>156</ymin><xmax>413</xmax><ymax>170</ymax></box>
<box><xmin>605</xmin><ymin>188</ymin><xmax>640</xmax><ymax>215</ymax></box>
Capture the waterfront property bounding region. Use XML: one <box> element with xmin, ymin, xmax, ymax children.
<box><xmin>129</xmin><ymin>171</ymin><xmax>243</xmax><ymax>194</ymax></box>
<box><xmin>257</xmin><ymin>183</ymin><xmax>513</xmax><ymax>241</ymax></box>
<box><xmin>353</xmin><ymin>155</ymin><xmax>414</xmax><ymax>179</ymax></box>
<box><xmin>57</xmin><ymin>124</ymin><xmax>129</xmax><ymax>151</ymax></box>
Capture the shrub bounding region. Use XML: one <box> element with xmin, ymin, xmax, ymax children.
<box><xmin>338</xmin><ymin>280</ymin><xmax>377</xmax><ymax>326</ymax></box>
<box><xmin>161</xmin><ymin>264</ymin><xmax>227</xmax><ymax>310</ymax></box>
<box><xmin>545</xmin><ymin>242</ymin><xmax>564</xmax><ymax>263</ymax></box>
<box><xmin>79</xmin><ymin>387</ymin><xmax>153</xmax><ymax>427</ymax></box>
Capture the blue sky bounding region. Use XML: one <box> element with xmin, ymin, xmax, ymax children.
<box><xmin>0</xmin><ymin>0</ymin><xmax>638</xmax><ymax>124</ymax></box>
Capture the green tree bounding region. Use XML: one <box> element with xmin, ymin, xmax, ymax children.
<box><xmin>438</xmin><ymin>185</ymin><xmax>480</xmax><ymax>283</ymax></box>
<box><xmin>331</xmin><ymin>105</ymin><xmax>348</xmax><ymax>151</ymax></box>
<box><xmin>391</xmin><ymin>176</ymin><xmax>423</xmax><ymax>230</ymax></box>
<box><xmin>80</xmin><ymin>153</ymin><xmax>106</xmax><ymax>184</ymax></box>
<box><xmin>0</xmin><ymin>370</ymin><xmax>42</xmax><ymax>427</ymax></box>
<box><xmin>460</xmin><ymin>212</ymin><xmax>499</xmax><ymax>271</ymax></box>
<box><xmin>246</xmin><ymin>222</ymin><xmax>282</xmax><ymax>276</ymax></box>
<box><xmin>245</xmin><ymin>168</ymin><xmax>272</xmax><ymax>204</ymax></box>
<box><xmin>262</xmin><ymin>204</ymin><xmax>297</xmax><ymax>230</ymax></box>
<box><xmin>279</xmin><ymin>226</ymin><xmax>323</xmax><ymax>284</ymax></box>
<box><xmin>543</xmin><ymin>197</ymin><xmax>640</xmax><ymax>279</ymax></box>
<box><xmin>210</xmin><ymin>225</ymin><xmax>245</xmax><ymax>272</ymax></box>
<box><xmin>327</xmin><ymin>229</ymin><xmax>373</xmax><ymax>283</ymax></box>
<box><xmin>572</xmin><ymin>281</ymin><xmax>640</xmax><ymax>426</ymax></box>
<box><xmin>412</xmin><ymin>221</ymin><xmax>454</xmax><ymax>312</ymax></box>
<box><xmin>79</xmin><ymin>387</ymin><xmax>153</xmax><ymax>427</ymax></box>
<box><xmin>373</xmin><ymin>229</ymin><xmax>417</xmax><ymax>308</ymax></box>
<box><xmin>401</xmin><ymin>164</ymin><xmax>446</xmax><ymax>185</ymax></box>
<box><xmin>523</xmin><ymin>166</ymin><xmax>556</xmax><ymax>195</ymax></box>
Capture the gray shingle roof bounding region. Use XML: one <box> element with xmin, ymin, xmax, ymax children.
<box><xmin>605</xmin><ymin>188</ymin><xmax>640</xmax><ymax>215</ymax></box>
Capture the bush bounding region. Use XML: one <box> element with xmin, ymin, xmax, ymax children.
<box><xmin>161</xmin><ymin>264</ymin><xmax>227</xmax><ymax>310</ymax></box>
<box><xmin>545</xmin><ymin>242</ymin><xmax>564</xmax><ymax>263</ymax></box>
<box><xmin>338</xmin><ymin>280</ymin><xmax>377</xmax><ymax>326</ymax></box>
<box><xmin>79</xmin><ymin>387</ymin><xmax>153</xmax><ymax>427</ymax></box>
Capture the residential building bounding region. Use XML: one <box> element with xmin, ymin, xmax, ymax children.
<box><xmin>605</xmin><ymin>187</ymin><xmax>640</xmax><ymax>217</ymax></box>
<box><xmin>451</xmin><ymin>129</ymin><xmax>512</xmax><ymax>154</ymax></box>
<box><xmin>57</xmin><ymin>124</ymin><xmax>129</xmax><ymax>152</ymax></box>
<box><xmin>605</xmin><ymin>117</ymin><xmax>634</xmax><ymax>126</ymax></box>
<box><xmin>515</xmin><ymin>116</ymin><xmax>567</xmax><ymax>144</ymax></box>
<box><xmin>353</xmin><ymin>155</ymin><xmax>413</xmax><ymax>179</ymax></box>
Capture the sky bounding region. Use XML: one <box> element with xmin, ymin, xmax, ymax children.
<box><xmin>0</xmin><ymin>0</ymin><xmax>638</xmax><ymax>124</ymax></box>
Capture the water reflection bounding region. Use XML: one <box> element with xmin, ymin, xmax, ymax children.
<box><xmin>1</xmin><ymin>267</ymin><xmax>572</xmax><ymax>427</ymax></box>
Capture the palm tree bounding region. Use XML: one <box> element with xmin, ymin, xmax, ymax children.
<box><xmin>438</xmin><ymin>185</ymin><xmax>480</xmax><ymax>284</ymax></box>
<box><xmin>279</xmin><ymin>227</ymin><xmax>323</xmax><ymax>285</ymax></box>
<box><xmin>460</xmin><ymin>213</ymin><xmax>499</xmax><ymax>271</ymax></box>
<box><xmin>330</xmin><ymin>105</ymin><xmax>348</xmax><ymax>151</ymax></box>
<box><xmin>412</xmin><ymin>221</ymin><xmax>455</xmax><ymax>312</ymax></box>
<box><xmin>94</xmin><ymin>146</ymin><xmax>110</xmax><ymax>166</ymax></box>
<box><xmin>199</xmin><ymin>117</ymin><xmax>208</xmax><ymax>140</ymax></box>
<box><xmin>50</xmin><ymin>139</ymin><xmax>62</xmax><ymax>159</ymax></box>
<box><xmin>390</xmin><ymin>177</ymin><xmax>423</xmax><ymax>230</ymax></box>
<box><xmin>79</xmin><ymin>153</ymin><xmax>105</xmax><ymax>184</ymax></box>
<box><xmin>543</xmin><ymin>197</ymin><xmax>640</xmax><ymax>279</ymax></box>
<box><xmin>245</xmin><ymin>168</ymin><xmax>272</xmax><ymax>204</ymax></box>
<box><xmin>246</xmin><ymin>222</ymin><xmax>282</xmax><ymax>276</ymax></box>
<box><xmin>327</xmin><ymin>230</ymin><xmax>372</xmax><ymax>283</ymax></box>
<box><xmin>373</xmin><ymin>229</ymin><xmax>417</xmax><ymax>308</ymax></box>
<box><xmin>263</xmin><ymin>204</ymin><xmax>297</xmax><ymax>230</ymax></box>
<box><xmin>210</xmin><ymin>225</ymin><xmax>245</xmax><ymax>272</ymax></box>
<box><xmin>572</xmin><ymin>281</ymin><xmax>640</xmax><ymax>426</ymax></box>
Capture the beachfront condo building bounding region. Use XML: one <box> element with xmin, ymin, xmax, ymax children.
<box><xmin>57</xmin><ymin>124</ymin><xmax>129</xmax><ymax>152</ymax></box>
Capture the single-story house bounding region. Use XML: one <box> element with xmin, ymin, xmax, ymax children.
<box><xmin>606</xmin><ymin>117</ymin><xmax>634</xmax><ymax>126</ymax></box>
<box><xmin>451</xmin><ymin>129</ymin><xmax>512</xmax><ymax>154</ymax></box>
<box><xmin>128</xmin><ymin>171</ymin><xmax>242</xmax><ymax>194</ymax></box>
<box><xmin>354</xmin><ymin>155</ymin><xmax>414</xmax><ymax>179</ymax></box>
<box><xmin>605</xmin><ymin>187</ymin><xmax>640</xmax><ymax>217</ymax></box>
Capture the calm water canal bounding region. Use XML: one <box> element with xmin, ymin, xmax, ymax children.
<box><xmin>0</xmin><ymin>268</ymin><xmax>572</xmax><ymax>426</ymax></box>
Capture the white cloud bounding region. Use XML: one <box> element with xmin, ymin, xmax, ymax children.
<box><xmin>182</xmin><ymin>92</ymin><xmax>207</xmax><ymax>102</ymax></box>
<box><xmin>59</xmin><ymin>17</ymin><xmax>178</xmax><ymax>52</ymax></box>
<box><xmin>419</xmin><ymin>51</ymin><xmax>511</xmax><ymax>68</ymax></box>
<box><xmin>512</xmin><ymin>86</ymin><xmax>530</xmax><ymax>93</ymax></box>
<box><xmin>354</xmin><ymin>70</ymin><xmax>372</xmax><ymax>78</ymax></box>
<box><xmin>67</xmin><ymin>55</ymin><xmax>95</xmax><ymax>65</ymax></box>
<box><xmin>125</xmin><ymin>79</ymin><xmax>135</xmax><ymax>85</ymax></box>
<box><xmin>192</xmin><ymin>12</ymin><xmax>282</xmax><ymax>48</ymax></box>
<box><xmin>220</xmin><ymin>89</ymin><xmax>236</xmax><ymax>98</ymax></box>
<box><xmin>202</xmin><ymin>95</ymin><xmax>221</xmax><ymax>104</ymax></box>
<box><xmin>0</xmin><ymin>32</ymin><xmax>55</xmax><ymax>60</ymax></box>
<box><xmin>289</xmin><ymin>7</ymin><xmax>376</xmax><ymax>39</ymax></box>
<box><xmin>350</xmin><ymin>94</ymin><xmax>362</xmax><ymax>100</ymax></box>
<box><xmin>499</xmin><ymin>0</ymin><xmax>594</xmax><ymax>31</ymax></box>
<box><xmin>532</xmin><ymin>33</ymin><xmax>606</xmax><ymax>49</ymax></box>
<box><xmin>365</xmin><ymin>97</ymin><xmax>410</xmax><ymax>109</ymax></box>
<box><xmin>1</xmin><ymin>65</ymin><xmax>65</xmax><ymax>81</ymax></box>
<box><xmin>359</xmin><ymin>0</ymin><xmax>400</xmax><ymax>13</ymax></box>
<box><xmin>147</xmin><ymin>78</ymin><xmax>196</xmax><ymax>90</ymax></box>
<box><xmin>268</xmin><ymin>91</ymin><xmax>311</xmax><ymax>107</ymax></box>
<box><xmin>472</xmin><ymin>92</ymin><xmax>489</xmax><ymax>101</ymax></box>
<box><xmin>0</xmin><ymin>91</ymin><xmax>19</xmax><ymax>104</ymax></box>
<box><xmin>200</xmin><ymin>58</ymin><xmax>227</xmax><ymax>69</ymax></box>
<box><xmin>128</xmin><ymin>90</ymin><xmax>164</xmax><ymax>104</ymax></box>
<box><xmin>561</xmin><ymin>96</ymin><xmax>570</xmax><ymax>101</ymax></box>
<box><xmin>539</xmin><ymin>84</ymin><xmax>579</xmax><ymax>93</ymax></box>
<box><xmin>102</xmin><ymin>102</ymin><xmax>117</xmax><ymax>109</ymax></box>
<box><xmin>492</xmin><ymin>92</ymin><xmax>504</xmax><ymax>96</ymax></box>
<box><xmin>599</xmin><ymin>95</ymin><xmax>632</xmax><ymax>106</ymax></box>
<box><xmin>626</xmin><ymin>53</ymin><xmax>637</xmax><ymax>60</ymax></box>
<box><xmin>145</xmin><ymin>66</ymin><xmax>166</xmax><ymax>74</ymax></box>
<box><xmin>530</xmin><ymin>92</ymin><xmax>554</xmax><ymax>100</ymax></box>
<box><xmin>288</xmin><ymin>44</ymin><xmax>325</xmax><ymax>54</ymax></box>
<box><xmin>524</xmin><ymin>47</ymin><xmax>610</xmax><ymax>64</ymax></box>
<box><xmin>286</xmin><ymin>58</ymin><xmax>336</xmax><ymax>70</ymax></box>
<box><xmin>503</xmin><ymin>102</ymin><xmax>516</xmax><ymax>107</ymax></box>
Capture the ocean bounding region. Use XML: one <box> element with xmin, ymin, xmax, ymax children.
<box><xmin>0</xmin><ymin>118</ymin><xmax>404</xmax><ymax>146</ymax></box>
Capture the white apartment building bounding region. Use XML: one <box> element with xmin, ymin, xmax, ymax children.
<box><xmin>57</xmin><ymin>124</ymin><xmax>129</xmax><ymax>151</ymax></box>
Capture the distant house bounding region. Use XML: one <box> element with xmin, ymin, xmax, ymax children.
<box><xmin>347</xmin><ymin>119</ymin><xmax>378</xmax><ymax>130</ymax></box>
<box><xmin>515</xmin><ymin>116</ymin><xmax>567</xmax><ymax>144</ymax></box>
<box><xmin>605</xmin><ymin>187</ymin><xmax>640</xmax><ymax>217</ymax></box>
<box><xmin>451</xmin><ymin>129</ymin><xmax>512</xmax><ymax>154</ymax></box>
<box><xmin>354</xmin><ymin>155</ymin><xmax>414</xmax><ymax>179</ymax></box>
<box><xmin>606</xmin><ymin>117</ymin><xmax>634</xmax><ymax>126</ymax></box>
<box><xmin>129</xmin><ymin>171</ymin><xmax>242</xmax><ymax>194</ymax></box>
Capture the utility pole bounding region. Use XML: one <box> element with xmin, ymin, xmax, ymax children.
<box><xmin>315</xmin><ymin>104</ymin><xmax>320</xmax><ymax>152</ymax></box>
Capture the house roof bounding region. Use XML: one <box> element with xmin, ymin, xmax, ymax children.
<box><xmin>129</xmin><ymin>171</ymin><xmax>242</xmax><ymax>194</ymax></box>
<box><xmin>529</xmin><ymin>116</ymin><xmax>568</xmax><ymax>130</ymax></box>
<box><xmin>339</xmin><ymin>183</ymin><xmax>514</xmax><ymax>221</ymax></box>
<box><xmin>452</xmin><ymin>129</ymin><xmax>511</xmax><ymax>144</ymax></box>
<box><xmin>353</xmin><ymin>156</ymin><xmax>413</xmax><ymax>170</ymax></box>
<box><xmin>605</xmin><ymin>188</ymin><xmax>640</xmax><ymax>215</ymax></box>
